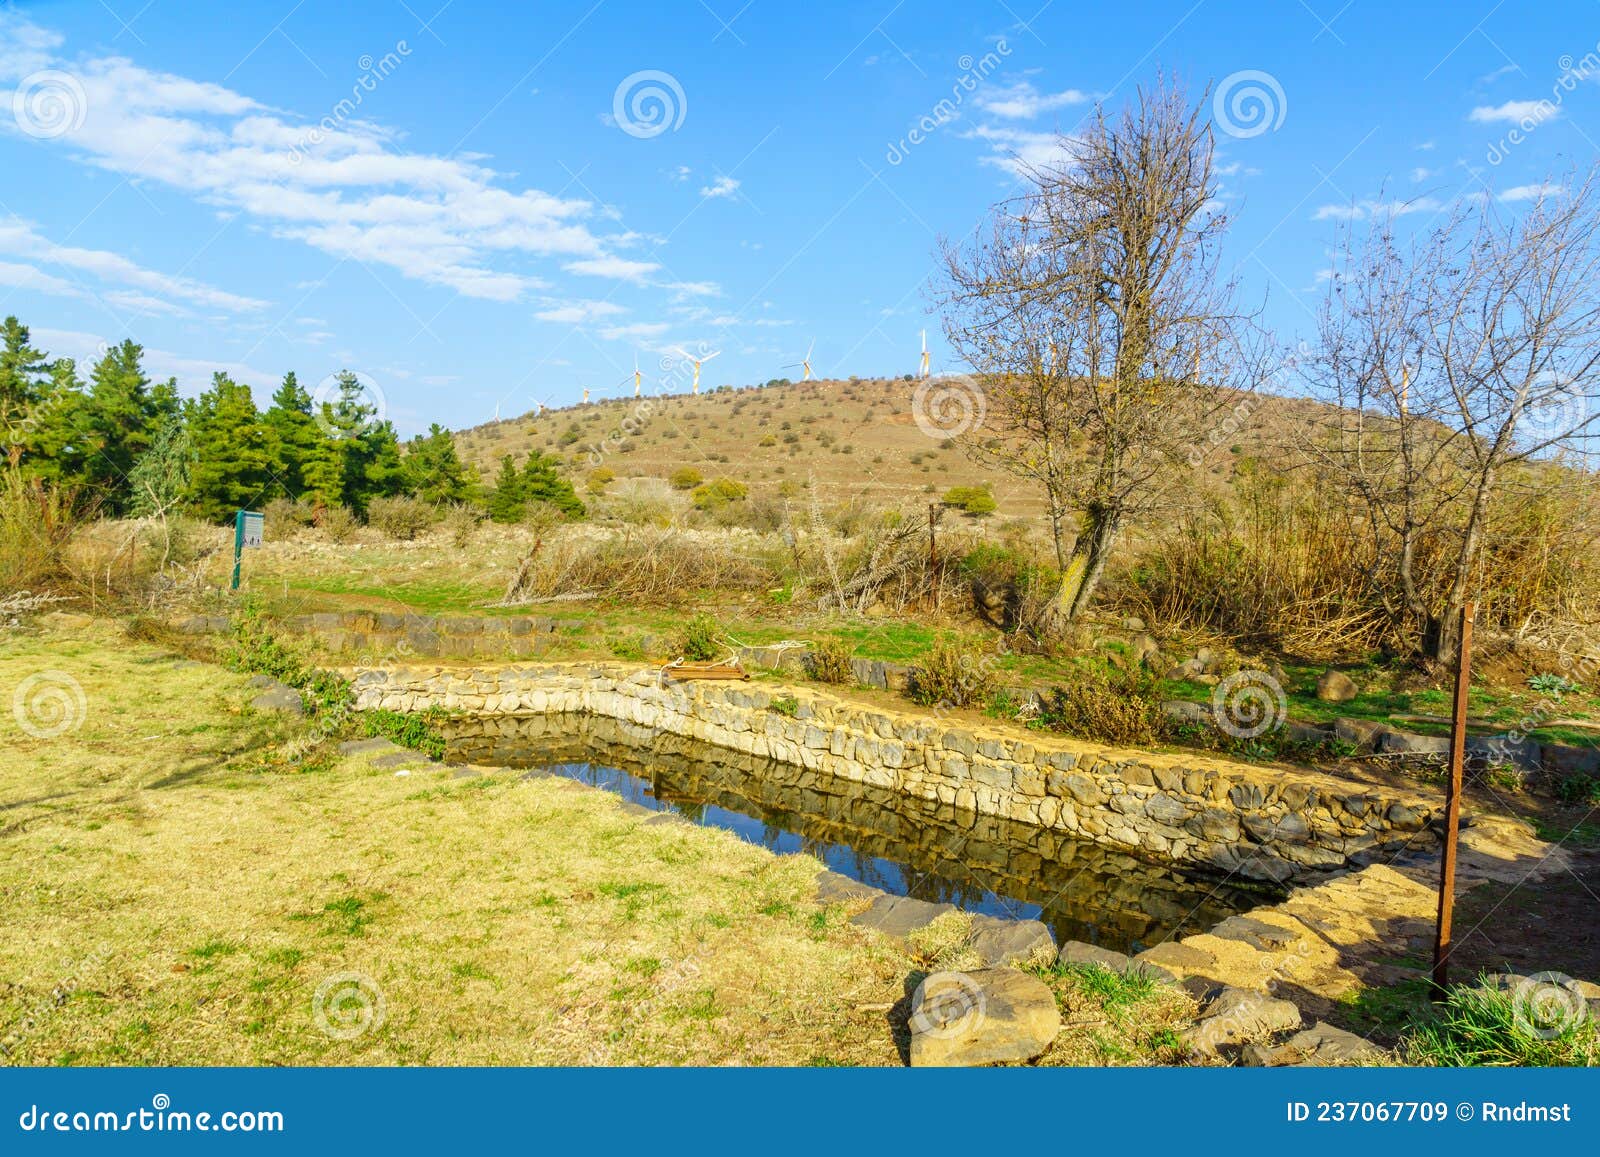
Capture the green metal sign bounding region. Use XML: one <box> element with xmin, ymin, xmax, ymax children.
<box><xmin>231</xmin><ymin>510</ymin><xmax>264</xmax><ymax>590</ymax></box>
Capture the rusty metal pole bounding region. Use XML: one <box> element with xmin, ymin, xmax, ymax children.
<box><xmin>927</xmin><ymin>503</ymin><xmax>939</xmax><ymax>611</ymax></box>
<box><xmin>1432</xmin><ymin>601</ymin><xmax>1476</xmax><ymax>996</ymax></box>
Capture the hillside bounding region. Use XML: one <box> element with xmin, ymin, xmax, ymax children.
<box><xmin>453</xmin><ymin>376</ymin><xmax>1323</xmax><ymax>522</ymax></box>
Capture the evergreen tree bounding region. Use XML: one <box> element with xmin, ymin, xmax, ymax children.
<box><xmin>520</xmin><ymin>450</ymin><xmax>585</xmax><ymax>518</ymax></box>
<box><xmin>263</xmin><ymin>372</ymin><xmax>340</xmax><ymax>504</ymax></box>
<box><xmin>186</xmin><ymin>373</ymin><xmax>273</xmax><ymax>522</ymax></box>
<box><xmin>487</xmin><ymin>454</ymin><xmax>525</xmax><ymax>523</ymax></box>
<box><xmin>76</xmin><ymin>339</ymin><xmax>159</xmax><ymax>511</ymax></box>
<box><xmin>127</xmin><ymin>415</ymin><xmax>192</xmax><ymax>518</ymax></box>
<box><xmin>0</xmin><ymin>316</ymin><xmax>50</xmax><ymax>468</ymax></box>
<box><xmin>402</xmin><ymin>423</ymin><xmax>471</xmax><ymax>503</ymax></box>
<box><xmin>321</xmin><ymin>371</ymin><xmax>403</xmax><ymax>512</ymax></box>
<box><xmin>22</xmin><ymin>358</ymin><xmax>87</xmax><ymax>484</ymax></box>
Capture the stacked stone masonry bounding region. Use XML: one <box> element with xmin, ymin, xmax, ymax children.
<box><xmin>350</xmin><ymin>663</ymin><xmax>1442</xmax><ymax>883</ymax></box>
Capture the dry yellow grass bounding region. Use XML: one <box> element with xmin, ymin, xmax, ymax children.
<box><xmin>0</xmin><ymin>620</ymin><xmax>912</xmax><ymax>1066</ymax></box>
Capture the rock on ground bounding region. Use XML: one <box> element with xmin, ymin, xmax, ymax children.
<box><xmin>1057</xmin><ymin>940</ymin><xmax>1133</xmax><ymax>972</ymax></box>
<box><xmin>967</xmin><ymin>916</ymin><xmax>1056</xmax><ymax>967</ymax></box>
<box><xmin>850</xmin><ymin>894</ymin><xmax>956</xmax><ymax>939</ymax></box>
<box><xmin>1182</xmin><ymin>986</ymin><xmax>1304</xmax><ymax>1057</ymax></box>
<box><xmin>1315</xmin><ymin>670</ymin><xmax>1359</xmax><ymax>702</ymax></box>
<box><xmin>250</xmin><ymin>684</ymin><xmax>305</xmax><ymax>715</ymax></box>
<box><xmin>908</xmin><ymin>968</ymin><xmax>1061</xmax><ymax>1067</ymax></box>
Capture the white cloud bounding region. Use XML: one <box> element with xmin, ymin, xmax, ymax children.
<box><xmin>1312</xmin><ymin>196</ymin><xmax>1442</xmax><ymax>222</ymax></box>
<box><xmin>563</xmin><ymin>255</ymin><xmax>660</xmax><ymax>281</ymax></box>
<box><xmin>1410</xmin><ymin>166</ymin><xmax>1436</xmax><ymax>182</ymax></box>
<box><xmin>597</xmin><ymin>321</ymin><xmax>669</xmax><ymax>341</ymax></box>
<box><xmin>1468</xmin><ymin>99</ymin><xmax>1558</xmax><ymax>124</ymax></box>
<box><xmin>1498</xmin><ymin>182</ymin><xmax>1560</xmax><ymax>203</ymax></box>
<box><xmin>0</xmin><ymin>216</ymin><xmax>267</xmax><ymax>313</ymax></box>
<box><xmin>664</xmin><ymin>280</ymin><xmax>720</xmax><ymax>298</ymax></box>
<box><xmin>534</xmin><ymin>298</ymin><xmax>628</xmax><ymax>324</ymax></box>
<box><xmin>0</xmin><ymin>14</ymin><xmax>644</xmax><ymax>303</ymax></box>
<box><xmin>975</xmin><ymin>81</ymin><xmax>1092</xmax><ymax>120</ymax></box>
<box><xmin>699</xmin><ymin>175</ymin><xmax>741</xmax><ymax>199</ymax></box>
<box><xmin>966</xmin><ymin>124</ymin><xmax>1069</xmax><ymax>175</ymax></box>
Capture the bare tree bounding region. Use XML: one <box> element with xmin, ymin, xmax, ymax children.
<box><xmin>937</xmin><ymin>77</ymin><xmax>1262</xmax><ymax>625</ymax></box>
<box><xmin>1301</xmin><ymin>171</ymin><xmax>1600</xmax><ymax>664</ymax></box>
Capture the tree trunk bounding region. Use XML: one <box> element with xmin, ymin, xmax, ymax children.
<box><xmin>1052</xmin><ymin>507</ymin><xmax>1121</xmax><ymax>625</ymax></box>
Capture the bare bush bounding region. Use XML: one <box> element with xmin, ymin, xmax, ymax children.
<box><xmin>367</xmin><ymin>495</ymin><xmax>436</xmax><ymax>541</ymax></box>
<box><xmin>501</xmin><ymin>526</ymin><xmax>781</xmax><ymax>605</ymax></box>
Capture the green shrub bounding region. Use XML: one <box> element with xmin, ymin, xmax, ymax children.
<box><xmin>908</xmin><ymin>638</ymin><xmax>997</xmax><ymax>708</ymax></box>
<box><xmin>1556</xmin><ymin>775</ymin><xmax>1600</xmax><ymax>806</ymax></box>
<box><xmin>691</xmin><ymin>477</ymin><xmax>748</xmax><ymax>510</ymax></box>
<box><xmin>366</xmin><ymin>495</ymin><xmax>436</xmax><ymax>541</ymax></box>
<box><xmin>670</xmin><ymin>467</ymin><xmax>703</xmax><ymax>490</ymax></box>
<box><xmin>678</xmin><ymin>613</ymin><xmax>721</xmax><ymax>661</ymax></box>
<box><xmin>941</xmin><ymin>485</ymin><xmax>996</xmax><ymax>517</ymax></box>
<box><xmin>1037</xmin><ymin>664</ymin><xmax>1169</xmax><ymax>746</ymax></box>
<box><xmin>806</xmin><ymin>637</ymin><xmax>855</xmax><ymax>684</ymax></box>
<box><xmin>586</xmin><ymin>466</ymin><xmax>615</xmax><ymax>495</ymax></box>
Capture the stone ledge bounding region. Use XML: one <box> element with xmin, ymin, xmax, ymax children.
<box><xmin>348</xmin><ymin>660</ymin><xmax>1446</xmax><ymax>882</ymax></box>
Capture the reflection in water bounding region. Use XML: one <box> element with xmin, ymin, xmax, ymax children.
<box><xmin>445</xmin><ymin>714</ymin><xmax>1280</xmax><ymax>954</ymax></box>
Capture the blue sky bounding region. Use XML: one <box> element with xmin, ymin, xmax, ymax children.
<box><xmin>0</xmin><ymin>0</ymin><xmax>1596</xmax><ymax>434</ymax></box>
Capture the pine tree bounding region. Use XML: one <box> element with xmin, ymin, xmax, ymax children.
<box><xmin>0</xmin><ymin>316</ymin><xmax>50</xmax><ymax>468</ymax></box>
<box><xmin>186</xmin><ymin>373</ymin><xmax>274</xmax><ymax>522</ymax></box>
<box><xmin>402</xmin><ymin>423</ymin><xmax>471</xmax><ymax>503</ymax></box>
<box><xmin>263</xmin><ymin>372</ymin><xmax>340</xmax><ymax>504</ymax></box>
<box><xmin>321</xmin><ymin>371</ymin><xmax>403</xmax><ymax>513</ymax></box>
<box><xmin>76</xmin><ymin>339</ymin><xmax>159</xmax><ymax>511</ymax></box>
<box><xmin>520</xmin><ymin>450</ymin><xmax>584</xmax><ymax>518</ymax></box>
<box><xmin>487</xmin><ymin>454</ymin><xmax>525</xmax><ymax>523</ymax></box>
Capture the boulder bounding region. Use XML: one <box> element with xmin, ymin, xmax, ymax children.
<box><xmin>250</xmin><ymin>684</ymin><xmax>305</xmax><ymax>716</ymax></box>
<box><xmin>1378</xmin><ymin>728</ymin><xmax>1451</xmax><ymax>757</ymax></box>
<box><xmin>1182</xmin><ymin>986</ymin><xmax>1304</xmax><ymax>1055</ymax></box>
<box><xmin>1315</xmin><ymin>670</ymin><xmax>1359</xmax><ymax>703</ymax></box>
<box><xmin>1134</xmin><ymin>941</ymin><xmax>1217</xmax><ymax>976</ymax></box>
<box><xmin>967</xmin><ymin>916</ymin><xmax>1056</xmax><ymax>967</ymax></box>
<box><xmin>1333</xmin><ymin>717</ymin><xmax>1384</xmax><ymax>751</ymax></box>
<box><xmin>1057</xmin><ymin>940</ymin><xmax>1132</xmax><ymax>972</ymax></box>
<box><xmin>1281</xmin><ymin>1021</ymin><xmax>1383</xmax><ymax>1064</ymax></box>
<box><xmin>816</xmin><ymin>870</ymin><xmax>880</xmax><ymax>905</ymax></box>
<box><xmin>908</xmin><ymin>969</ymin><xmax>1061</xmax><ymax>1067</ymax></box>
<box><xmin>850</xmin><ymin>894</ymin><xmax>956</xmax><ymax>939</ymax></box>
<box><xmin>1162</xmin><ymin>700</ymin><xmax>1210</xmax><ymax>726</ymax></box>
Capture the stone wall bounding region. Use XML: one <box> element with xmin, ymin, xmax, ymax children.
<box><xmin>350</xmin><ymin>663</ymin><xmax>1442</xmax><ymax>883</ymax></box>
<box><xmin>179</xmin><ymin>610</ymin><xmax>588</xmax><ymax>659</ymax></box>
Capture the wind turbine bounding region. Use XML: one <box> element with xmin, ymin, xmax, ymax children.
<box><xmin>785</xmin><ymin>339</ymin><xmax>815</xmax><ymax>382</ymax></box>
<box><xmin>670</xmin><ymin>346</ymin><xmax>721</xmax><ymax>394</ymax></box>
<box><xmin>919</xmin><ymin>330</ymin><xmax>930</xmax><ymax>379</ymax></box>
<box><xmin>633</xmin><ymin>354</ymin><xmax>642</xmax><ymax>397</ymax></box>
<box><xmin>582</xmin><ymin>386</ymin><xmax>590</xmax><ymax>404</ymax></box>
